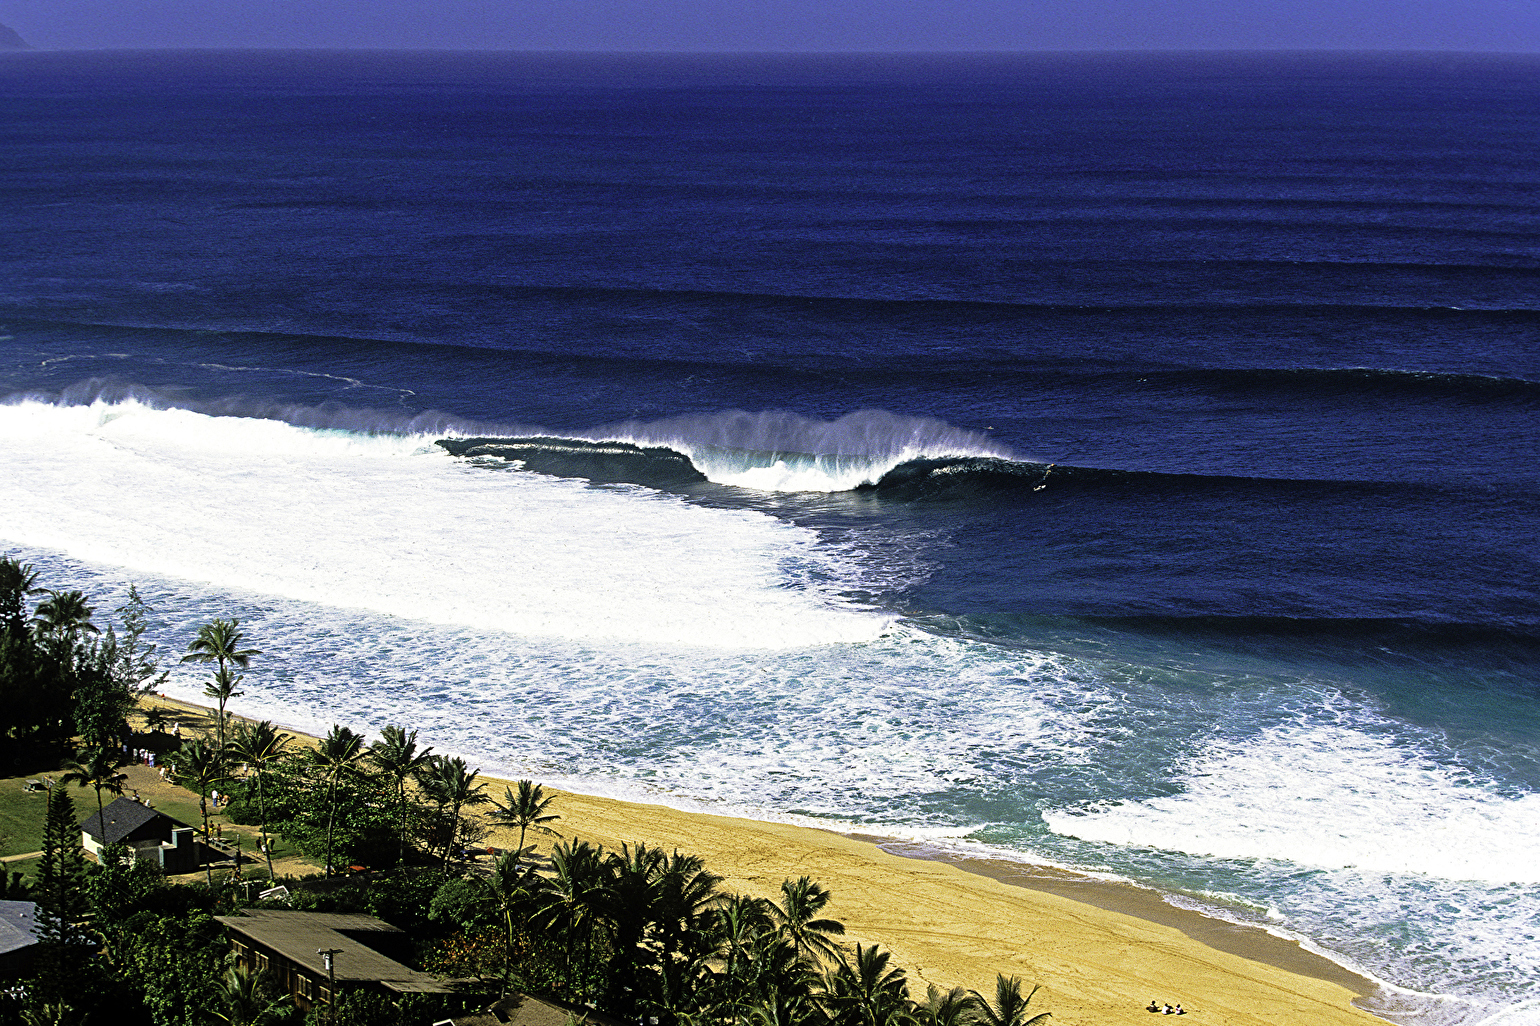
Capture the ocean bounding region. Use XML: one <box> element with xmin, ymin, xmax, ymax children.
<box><xmin>1</xmin><ymin>49</ymin><xmax>1537</xmax><ymax>1024</ymax></box>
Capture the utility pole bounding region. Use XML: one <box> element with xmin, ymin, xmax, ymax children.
<box><xmin>317</xmin><ymin>948</ymin><xmax>341</xmax><ymax>1024</ymax></box>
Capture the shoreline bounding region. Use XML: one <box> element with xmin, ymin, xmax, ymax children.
<box><xmin>867</xmin><ymin>839</ymin><xmax>1380</xmax><ymax>999</ymax></box>
<box><xmin>144</xmin><ymin>692</ymin><xmax>1389</xmax><ymax>1026</ymax></box>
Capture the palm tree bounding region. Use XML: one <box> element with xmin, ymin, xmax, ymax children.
<box><xmin>0</xmin><ymin>556</ymin><xmax>44</xmax><ymax>633</ymax></box>
<box><xmin>180</xmin><ymin>618</ymin><xmax>260</xmax><ymax>750</ymax></box>
<box><xmin>208</xmin><ymin>965</ymin><xmax>294</xmax><ymax>1025</ymax></box>
<box><xmin>487</xmin><ymin>849</ymin><xmax>543</xmax><ymax>994</ymax></box>
<box><xmin>537</xmin><ymin>839</ymin><xmax>609</xmax><ymax>1001</ymax></box>
<box><xmin>310</xmin><ymin>725</ymin><xmax>368</xmax><ymax>875</ymax></box>
<box><xmin>58</xmin><ymin>748</ymin><xmax>128</xmax><ymax>825</ymax></box>
<box><xmin>226</xmin><ymin>720</ymin><xmax>291</xmax><ymax>879</ymax></box>
<box><xmin>653</xmin><ymin>851</ymin><xmax>724</xmax><ymax>1016</ymax></box>
<box><xmin>920</xmin><ymin>986</ymin><xmax>978</xmax><ymax>1026</ymax></box>
<box><xmin>416</xmin><ymin>755</ymin><xmax>488</xmax><ymax>875</ymax></box>
<box><xmin>202</xmin><ymin>666</ymin><xmax>245</xmax><ymax>751</ymax></box>
<box><xmin>769</xmin><ymin>875</ymin><xmax>846</xmax><ymax>966</ymax></box>
<box><xmin>32</xmin><ymin>589</ymin><xmax>99</xmax><ymax>645</ymax></box>
<box><xmin>824</xmin><ymin>944</ymin><xmax>916</xmax><ymax>1026</ymax></box>
<box><xmin>171</xmin><ymin>738</ymin><xmax>229</xmax><ymax>886</ymax></box>
<box><xmin>369</xmin><ymin>725</ymin><xmax>433</xmax><ymax>867</ymax></box>
<box><xmin>602</xmin><ymin>842</ymin><xmax>664</xmax><ymax>1017</ymax></box>
<box><xmin>487</xmin><ymin>779</ymin><xmax>562</xmax><ymax>868</ymax></box>
<box><xmin>715</xmin><ymin>893</ymin><xmax>775</xmax><ymax>1009</ymax></box>
<box><xmin>967</xmin><ymin>976</ymin><xmax>1050</xmax><ymax>1026</ymax></box>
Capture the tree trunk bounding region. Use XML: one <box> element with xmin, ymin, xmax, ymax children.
<box><xmin>201</xmin><ymin>794</ymin><xmax>212</xmax><ymax>887</ymax></box>
<box><xmin>323</xmin><ymin>775</ymin><xmax>339</xmax><ymax>876</ymax></box>
<box><xmin>258</xmin><ymin>772</ymin><xmax>275</xmax><ymax>879</ymax></box>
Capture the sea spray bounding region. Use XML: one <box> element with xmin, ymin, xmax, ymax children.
<box><xmin>596</xmin><ymin>408</ymin><xmax>1014</xmax><ymax>492</ymax></box>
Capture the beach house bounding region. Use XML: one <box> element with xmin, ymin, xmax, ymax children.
<box><xmin>216</xmin><ymin>909</ymin><xmax>454</xmax><ymax>1014</ymax></box>
<box><xmin>78</xmin><ymin>796</ymin><xmax>199</xmax><ymax>873</ymax></box>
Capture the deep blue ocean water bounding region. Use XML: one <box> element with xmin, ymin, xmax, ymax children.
<box><xmin>2</xmin><ymin>50</ymin><xmax>1538</xmax><ymax>1023</ymax></box>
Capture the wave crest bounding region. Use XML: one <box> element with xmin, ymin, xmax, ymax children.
<box><xmin>583</xmin><ymin>409</ymin><xmax>1012</xmax><ymax>492</ymax></box>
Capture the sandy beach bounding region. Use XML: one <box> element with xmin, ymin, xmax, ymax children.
<box><xmin>138</xmin><ymin>693</ymin><xmax>1387</xmax><ymax>1026</ymax></box>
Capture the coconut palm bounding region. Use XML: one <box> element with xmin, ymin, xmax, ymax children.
<box><xmin>537</xmin><ymin>839</ymin><xmax>609</xmax><ymax>1000</ymax></box>
<box><xmin>0</xmin><ymin>555</ymin><xmax>44</xmax><ymax>632</ymax></box>
<box><xmin>310</xmin><ymin>725</ymin><xmax>368</xmax><ymax>875</ymax></box>
<box><xmin>486</xmin><ymin>779</ymin><xmax>562</xmax><ymax>868</ymax></box>
<box><xmin>967</xmin><ymin>976</ymin><xmax>1050</xmax><ymax>1026</ymax></box>
<box><xmin>207</xmin><ymin>965</ymin><xmax>294</xmax><ymax>1025</ymax></box>
<box><xmin>226</xmin><ymin>719</ymin><xmax>291</xmax><ymax>879</ymax></box>
<box><xmin>487</xmin><ymin>848</ymin><xmax>543</xmax><ymax>993</ymax></box>
<box><xmin>58</xmin><ymin>748</ymin><xmax>127</xmax><ymax>825</ymax></box>
<box><xmin>919</xmin><ymin>986</ymin><xmax>978</xmax><ymax>1026</ymax></box>
<box><xmin>824</xmin><ymin>944</ymin><xmax>916</xmax><ymax>1026</ymax></box>
<box><xmin>712</xmin><ymin>892</ymin><xmax>780</xmax><ymax>1014</ymax></box>
<box><xmin>769</xmin><ymin>875</ymin><xmax>846</xmax><ymax>966</ymax></box>
<box><xmin>171</xmin><ymin>738</ymin><xmax>229</xmax><ymax>886</ymax></box>
<box><xmin>180</xmin><ymin>618</ymin><xmax>260</xmax><ymax>749</ymax></box>
<box><xmin>652</xmin><ymin>851</ymin><xmax>724</xmax><ymax>1015</ymax></box>
<box><xmin>416</xmin><ymin>755</ymin><xmax>489</xmax><ymax>875</ymax></box>
<box><xmin>32</xmin><ymin>589</ymin><xmax>98</xmax><ymax>645</ymax></box>
<box><xmin>201</xmin><ymin>666</ymin><xmax>245</xmax><ymax>751</ymax></box>
<box><xmin>369</xmin><ymin>724</ymin><xmax>433</xmax><ymax>867</ymax></box>
<box><xmin>601</xmin><ymin>842</ymin><xmax>664</xmax><ymax>1017</ymax></box>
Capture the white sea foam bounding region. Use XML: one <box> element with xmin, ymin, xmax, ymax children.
<box><xmin>0</xmin><ymin>399</ymin><xmax>885</xmax><ymax>648</ymax></box>
<box><xmin>598</xmin><ymin>408</ymin><xmax>1011</xmax><ymax>492</ymax></box>
<box><xmin>1042</xmin><ymin>721</ymin><xmax>1540</xmax><ymax>883</ymax></box>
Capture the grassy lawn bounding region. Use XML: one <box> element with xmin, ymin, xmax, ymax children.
<box><xmin>1</xmin><ymin>757</ymin><xmax>320</xmax><ymax>884</ymax></box>
<box><xmin>0</xmin><ymin>767</ymin><xmax>58</xmax><ymax>860</ymax></box>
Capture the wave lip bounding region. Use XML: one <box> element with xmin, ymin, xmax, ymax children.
<box><xmin>438</xmin><ymin>409</ymin><xmax>1016</xmax><ymax>494</ymax></box>
<box><xmin>593</xmin><ymin>408</ymin><xmax>1014</xmax><ymax>493</ymax></box>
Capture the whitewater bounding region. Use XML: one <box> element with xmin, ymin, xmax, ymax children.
<box><xmin>4</xmin><ymin>396</ymin><xmax>1540</xmax><ymax>1026</ymax></box>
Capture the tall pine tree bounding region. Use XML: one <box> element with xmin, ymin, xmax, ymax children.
<box><xmin>32</xmin><ymin>782</ymin><xmax>92</xmax><ymax>1005</ymax></box>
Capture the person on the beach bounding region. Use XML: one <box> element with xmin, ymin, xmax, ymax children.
<box><xmin>1174</xmin><ymin>1006</ymin><xmax>1185</xmax><ymax>1016</ymax></box>
<box><xmin>1147</xmin><ymin>1001</ymin><xmax>1160</xmax><ymax>1013</ymax></box>
<box><xmin>1162</xmin><ymin>1004</ymin><xmax>1174</xmax><ymax>1015</ymax></box>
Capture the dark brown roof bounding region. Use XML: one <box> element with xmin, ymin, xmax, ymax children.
<box><xmin>215</xmin><ymin>910</ymin><xmax>453</xmax><ymax>994</ymax></box>
<box><xmin>78</xmin><ymin>797</ymin><xmax>188</xmax><ymax>844</ymax></box>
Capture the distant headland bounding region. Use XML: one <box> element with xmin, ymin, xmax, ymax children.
<box><xmin>0</xmin><ymin>21</ymin><xmax>30</xmax><ymax>48</ymax></box>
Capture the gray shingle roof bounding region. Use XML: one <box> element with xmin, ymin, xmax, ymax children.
<box><xmin>215</xmin><ymin>910</ymin><xmax>453</xmax><ymax>993</ymax></box>
<box><xmin>0</xmin><ymin>901</ymin><xmax>39</xmax><ymax>957</ymax></box>
<box><xmin>78</xmin><ymin>796</ymin><xmax>187</xmax><ymax>844</ymax></box>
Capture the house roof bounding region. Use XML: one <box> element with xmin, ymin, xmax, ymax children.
<box><xmin>78</xmin><ymin>796</ymin><xmax>188</xmax><ymax>844</ymax></box>
<box><xmin>216</xmin><ymin>910</ymin><xmax>454</xmax><ymax>994</ymax></box>
<box><xmin>0</xmin><ymin>901</ymin><xmax>39</xmax><ymax>957</ymax></box>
